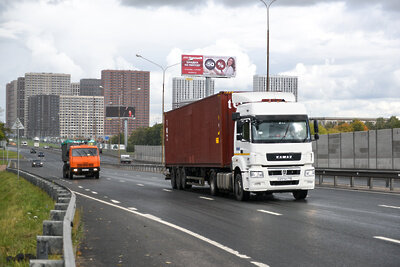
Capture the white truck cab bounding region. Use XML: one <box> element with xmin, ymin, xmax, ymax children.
<box><xmin>231</xmin><ymin>92</ymin><xmax>317</xmax><ymax>200</ymax></box>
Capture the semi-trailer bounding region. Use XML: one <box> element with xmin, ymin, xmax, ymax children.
<box><xmin>164</xmin><ymin>91</ymin><xmax>318</xmax><ymax>201</ymax></box>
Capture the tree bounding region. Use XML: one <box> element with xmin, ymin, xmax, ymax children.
<box><xmin>336</xmin><ymin>122</ymin><xmax>352</xmax><ymax>132</ymax></box>
<box><xmin>127</xmin><ymin>124</ymin><xmax>162</xmax><ymax>152</ymax></box>
<box><xmin>365</xmin><ymin>121</ymin><xmax>375</xmax><ymax>130</ymax></box>
<box><xmin>385</xmin><ymin>116</ymin><xmax>400</xmax><ymax>129</ymax></box>
<box><xmin>0</xmin><ymin>122</ymin><xmax>10</xmax><ymax>141</ymax></box>
<box><xmin>350</xmin><ymin>120</ymin><xmax>368</xmax><ymax>132</ymax></box>
<box><xmin>375</xmin><ymin>117</ymin><xmax>386</xmax><ymax>130</ymax></box>
<box><xmin>110</xmin><ymin>133</ymin><xmax>124</xmax><ymax>144</ymax></box>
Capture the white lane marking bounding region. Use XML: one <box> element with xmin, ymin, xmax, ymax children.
<box><xmin>119</xmin><ymin>180</ymin><xmax>126</xmax><ymax>183</ymax></box>
<box><xmin>257</xmin><ymin>209</ymin><xmax>282</xmax><ymax>216</ymax></box>
<box><xmin>72</xmin><ymin>191</ymin><xmax>268</xmax><ymax>266</ymax></box>
<box><xmin>373</xmin><ymin>236</ymin><xmax>400</xmax><ymax>245</ymax></box>
<box><xmin>85</xmin><ymin>189</ymin><xmax>90</xmax><ymax>191</ymax></box>
<box><xmin>107</xmin><ymin>178</ymin><xmax>111</xmax><ymax>181</ymax></box>
<box><xmin>91</xmin><ymin>191</ymin><xmax>98</xmax><ymax>195</ymax></box>
<box><xmin>137</xmin><ymin>184</ymin><xmax>144</xmax><ymax>187</ymax></box>
<box><xmin>199</xmin><ymin>196</ymin><xmax>214</xmax><ymax>201</ymax></box>
<box><xmin>128</xmin><ymin>207</ymin><xmax>137</xmax><ymax>211</ymax></box>
<box><xmin>379</xmin><ymin>204</ymin><xmax>400</xmax><ymax>209</ymax></box>
<box><xmin>163</xmin><ymin>189</ymin><xmax>172</xmax><ymax>192</ymax></box>
<box><xmin>110</xmin><ymin>199</ymin><xmax>120</xmax><ymax>204</ymax></box>
<box><xmin>78</xmin><ymin>186</ymin><xmax>83</xmax><ymax>189</ymax></box>
<box><xmin>251</xmin><ymin>262</ymin><xmax>270</xmax><ymax>267</ymax></box>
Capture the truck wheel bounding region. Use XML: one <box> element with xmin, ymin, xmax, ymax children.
<box><xmin>69</xmin><ymin>171</ymin><xmax>74</xmax><ymax>180</ymax></box>
<box><xmin>234</xmin><ymin>172</ymin><xmax>249</xmax><ymax>201</ymax></box>
<box><xmin>170</xmin><ymin>168</ymin><xmax>177</xmax><ymax>189</ymax></box>
<box><xmin>180</xmin><ymin>168</ymin><xmax>191</xmax><ymax>190</ymax></box>
<box><xmin>293</xmin><ymin>190</ymin><xmax>308</xmax><ymax>200</ymax></box>
<box><xmin>209</xmin><ymin>170</ymin><xmax>218</xmax><ymax>196</ymax></box>
<box><xmin>176</xmin><ymin>168</ymin><xmax>183</xmax><ymax>190</ymax></box>
<box><xmin>95</xmin><ymin>172</ymin><xmax>99</xmax><ymax>179</ymax></box>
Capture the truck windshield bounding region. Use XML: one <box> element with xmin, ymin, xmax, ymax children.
<box><xmin>71</xmin><ymin>148</ymin><xmax>98</xmax><ymax>157</ymax></box>
<box><xmin>251</xmin><ymin>115</ymin><xmax>310</xmax><ymax>143</ymax></box>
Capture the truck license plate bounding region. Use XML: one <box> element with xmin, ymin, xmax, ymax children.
<box><xmin>278</xmin><ymin>177</ymin><xmax>292</xmax><ymax>181</ymax></box>
<box><xmin>82</xmin><ymin>169</ymin><xmax>89</xmax><ymax>171</ymax></box>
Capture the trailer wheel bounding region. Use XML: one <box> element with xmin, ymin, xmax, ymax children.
<box><xmin>170</xmin><ymin>168</ymin><xmax>177</xmax><ymax>189</ymax></box>
<box><xmin>234</xmin><ymin>172</ymin><xmax>249</xmax><ymax>201</ymax></box>
<box><xmin>293</xmin><ymin>190</ymin><xmax>308</xmax><ymax>200</ymax></box>
<box><xmin>180</xmin><ymin>168</ymin><xmax>192</xmax><ymax>190</ymax></box>
<box><xmin>176</xmin><ymin>168</ymin><xmax>183</xmax><ymax>190</ymax></box>
<box><xmin>209</xmin><ymin>170</ymin><xmax>218</xmax><ymax>196</ymax></box>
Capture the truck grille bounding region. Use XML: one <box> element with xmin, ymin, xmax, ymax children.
<box><xmin>267</xmin><ymin>153</ymin><xmax>301</xmax><ymax>161</ymax></box>
<box><xmin>270</xmin><ymin>180</ymin><xmax>299</xmax><ymax>186</ymax></box>
<box><xmin>77</xmin><ymin>163</ymin><xmax>94</xmax><ymax>167</ymax></box>
<box><xmin>268</xmin><ymin>169</ymin><xmax>301</xmax><ymax>176</ymax></box>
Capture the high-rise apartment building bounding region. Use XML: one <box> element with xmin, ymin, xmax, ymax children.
<box><xmin>172</xmin><ymin>77</ymin><xmax>215</xmax><ymax>109</ymax></box>
<box><xmin>71</xmin><ymin>82</ymin><xmax>80</xmax><ymax>96</ymax></box>
<box><xmin>59</xmin><ymin>96</ymin><xmax>104</xmax><ymax>139</ymax></box>
<box><xmin>80</xmin><ymin>79</ymin><xmax>102</xmax><ymax>96</ymax></box>
<box><xmin>6</xmin><ymin>80</ymin><xmax>17</xmax><ymax>130</ymax></box>
<box><xmin>27</xmin><ymin>95</ymin><xmax>60</xmax><ymax>138</ymax></box>
<box><xmin>253</xmin><ymin>75</ymin><xmax>298</xmax><ymax>101</ymax></box>
<box><xmin>101</xmin><ymin>70</ymin><xmax>150</xmax><ymax>136</ymax></box>
<box><xmin>24</xmin><ymin>73</ymin><xmax>71</xmax><ymax>134</ymax></box>
<box><xmin>5</xmin><ymin>78</ymin><xmax>26</xmax><ymax>136</ymax></box>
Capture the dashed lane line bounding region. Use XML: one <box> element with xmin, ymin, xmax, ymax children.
<box><xmin>379</xmin><ymin>204</ymin><xmax>400</xmax><ymax>209</ymax></box>
<box><xmin>72</xmin><ymin>191</ymin><xmax>269</xmax><ymax>267</ymax></box>
<box><xmin>199</xmin><ymin>196</ymin><xmax>214</xmax><ymax>201</ymax></box>
<box><xmin>91</xmin><ymin>191</ymin><xmax>98</xmax><ymax>194</ymax></box>
<box><xmin>78</xmin><ymin>186</ymin><xmax>83</xmax><ymax>189</ymax></box>
<box><xmin>137</xmin><ymin>184</ymin><xmax>144</xmax><ymax>187</ymax></box>
<box><xmin>373</xmin><ymin>236</ymin><xmax>400</xmax><ymax>245</ymax></box>
<box><xmin>110</xmin><ymin>199</ymin><xmax>120</xmax><ymax>204</ymax></box>
<box><xmin>257</xmin><ymin>209</ymin><xmax>282</xmax><ymax>216</ymax></box>
<box><xmin>163</xmin><ymin>189</ymin><xmax>172</xmax><ymax>192</ymax></box>
<box><xmin>85</xmin><ymin>189</ymin><xmax>90</xmax><ymax>191</ymax></box>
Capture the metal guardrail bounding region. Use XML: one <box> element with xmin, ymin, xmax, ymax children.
<box><xmin>6</xmin><ymin>161</ymin><xmax>76</xmax><ymax>267</ymax></box>
<box><xmin>316</xmin><ymin>168</ymin><xmax>400</xmax><ymax>191</ymax></box>
<box><xmin>102</xmin><ymin>162</ymin><xmax>166</xmax><ymax>174</ymax></box>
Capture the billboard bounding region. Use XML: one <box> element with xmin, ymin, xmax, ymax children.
<box><xmin>181</xmin><ymin>55</ymin><xmax>236</xmax><ymax>78</ymax></box>
<box><xmin>106</xmin><ymin>106</ymin><xmax>135</xmax><ymax>118</ymax></box>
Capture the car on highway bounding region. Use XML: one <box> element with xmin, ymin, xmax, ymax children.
<box><xmin>44</xmin><ymin>145</ymin><xmax>50</xmax><ymax>149</ymax></box>
<box><xmin>120</xmin><ymin>154</ymin><xmax>132</xmax><ymax>164</ymax></box>
<box><xmin>32</xmin><ymin>159</ymin><xmax>43</xmax><ymax>167</ymax></box>
<box><xmin>22</xmin><ymin>141</ymin><xmax>28</xmax><ymax>146</ymax></box>
<box><xmin>30</xmin><ymin>148</ymin><xmax>36</xmax><ymax>153</ymax></box>
<box><xmin>38</xmin><ymin>152</ymin><xmax>45</xmax><ymax>157</ymax></box>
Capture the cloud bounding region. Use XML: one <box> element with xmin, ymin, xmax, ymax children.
<box><xmin>120</xmin><ymin>0</ymin><xmax>400</xmax><ymax>12</ymax></box>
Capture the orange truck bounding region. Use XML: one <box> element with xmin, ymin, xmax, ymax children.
<box><xmin>62</xmin><ymin>140</ymin><xmax>100</xmax><ymax>179</ymax></box>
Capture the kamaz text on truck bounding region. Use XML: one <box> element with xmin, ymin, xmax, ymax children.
<box><xmin>164</xmin><ymin>91</ymin><xmax>319</xmax><ymax>201</ymax></box>
<box><xmin>61</xmin><ymin>140</ymin><xmax>100</xmax><ymax>179</ymax></box>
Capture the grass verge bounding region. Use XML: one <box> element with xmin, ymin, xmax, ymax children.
<box><xmin>0</xmin><ymin>171</ymin><xmax>83</xmax><ymax>266</ymax></box>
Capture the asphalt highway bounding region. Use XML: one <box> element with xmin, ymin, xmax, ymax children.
<box><xmin>9</xmin><ymin>146</ymin><xmax>400</xmax><ymax>267</ymax></box>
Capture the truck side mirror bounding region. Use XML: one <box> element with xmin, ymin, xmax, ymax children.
<box><xmin>313</xmin><ymin>120</ymin><xmax>319</xmax><ymax>140</ymax></box>
<box><xmin>232</xmin><ymin>112</ymin><xmax>240</xmax><ymax>121</ymax></box>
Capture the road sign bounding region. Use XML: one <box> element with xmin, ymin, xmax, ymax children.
<box><xmin>104</xmin><ymin>136</ymin><xmax>109</xmax><ymax>141</ymax></box>
<box><xmin>11</xmin><ymin>118</ymin><xmax>24</xmax><ymax>130</ymax></box>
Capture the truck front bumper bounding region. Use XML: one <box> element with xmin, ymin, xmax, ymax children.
<box><xmin>71</xmin><ymin>167</ymin><xmax>100</xmax><ymax>175</ymax></box>
<box><xmin>244</xmin><ymin>166</ymin><xmax>315</xmax><ymax>192</ymax></box>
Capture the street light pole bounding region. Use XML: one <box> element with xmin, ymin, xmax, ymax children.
<box><xmin>259</xmin><ymin>0</ymin><xmax>277</xmax><ymax>92</ymax></box>
<box><xmin>136</xmin><ymin>54</ymin><xmax>180</xmax><ymax>165</ymax></box>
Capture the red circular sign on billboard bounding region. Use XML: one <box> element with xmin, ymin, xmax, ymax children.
<box><xmin>216</xmin><ymin>59</ymin><xmax>226</xmax><ymax>71</ymax></box>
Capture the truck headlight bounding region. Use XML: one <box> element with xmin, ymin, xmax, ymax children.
<box><xmin>73</xmin><ymin>168</ymin><xmax>78</xmax><ymax>172</ymax></box>
<box><xmin>93</xmin><ymin>168</ymin><xmax>98</xmax><ymax>171</ymax></box>
<box><xmin>250</xmin><ymin>171</ymin><xmax>264</xmax><ymax>178</ymax></box>
<box><xmin>305</xmin><ymin>169</ymin><xmax>315</xmax><ymax>177</ymax></box>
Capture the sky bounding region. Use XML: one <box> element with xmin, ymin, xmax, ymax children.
<box><xmin>0</xmin><ymin>0</ymin><xmax>399</xmax><ymax>125</ymax></box>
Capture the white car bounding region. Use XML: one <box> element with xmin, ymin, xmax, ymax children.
<box><xmin>120</xmin><ymin>154</ymin><xmax>132</xmax><ymax>164</ymax></box>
